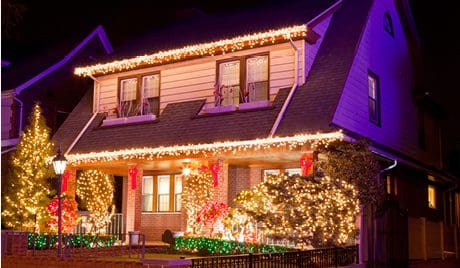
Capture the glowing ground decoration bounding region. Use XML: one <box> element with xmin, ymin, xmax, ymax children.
<box><xmin>75</xmin><ymin>25</ymin><xmax>307</xmax><ymax>76</ymax></box>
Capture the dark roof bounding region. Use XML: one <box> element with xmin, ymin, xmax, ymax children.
<box><xmin>275</xmin><ymin>0</ymin><xmax>373</xmax><ymax>135</ymax></box>
<box><xmin>52</xmin><ymin>89</ymin><xmax>94</xmax><ymax>152</ymax></box>
<box><xmin>66</xmin><ymin>88</ymin><xmax>290</xmax><ymax>154</ymax></box>
<box><xmin>97</xmin><ymin>0</ymin><xmax>338</xmax><ymax>62</ymax></box>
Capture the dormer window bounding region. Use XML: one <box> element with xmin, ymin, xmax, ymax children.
<box><xmin>216</xmin><ymin>54</ymin><xmax>269</xmax><ymax>107</ymax></box>
<box><xmin>384</xmin><ymin>12</ymin><xmax>394</xmax><ymax>37</ymax></box>
<box><xmin>118</xmin><ymin>73</ymin><xmax>160</xmax><ymax>117</ymax></box>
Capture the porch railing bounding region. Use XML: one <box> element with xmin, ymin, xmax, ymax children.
<box><xmin>73</xmin><ymin>212</ymin><xmax>123</xmax><ymax>241</ymax></box>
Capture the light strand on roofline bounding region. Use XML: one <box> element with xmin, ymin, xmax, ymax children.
<box><xmin>74</xmin><ymin>25</ymin><xmax>307</xmax><ymax>76</ymax></box>
<box><xmin>65</xmin><ymin>131</ymin><xmax>343</xmax><ymax>165</ymax></box>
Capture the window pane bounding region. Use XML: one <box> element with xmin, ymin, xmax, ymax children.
<box><xmin>428</xmin><ymin>185</ymin><xmax>436</xmax><ymax>208</ymax></box>
<box><xmin>158</xmin><ymin>175</ymin><xmax>170</xmax><ymax>194</ymax></box>
<box><xmin>142</xmin><ymin>75</ymin><xmax>160</xmax><ymax>98</ymax></box>
<box><xmin>369</xmin><ymin>98</ymin><xmax>377</xmax><ymax>121</ymax></box>
<box><xmin>247</xmin><ymin>56</ymin><xmax>268</xmax><ymax>83</ymax></box>
<box><xmin>175</xmin><ymin>194</ymin><xmax>181</xmax><ymax>212</ymax></box>
<box><xmin>158</xmin><ymin>195</ymin><xmax>170</xmax><ymax>212</ymax></box>
<box><xmin>143</xmin><ymin>176</ymin><xmax>153</xmax><ymax>194</ymax></box>
<box><xmin>175</xmin><ymin>175</ymin><xmax>182</xmax><ymax>194</ymax></box>
<box><xmin>264</xmin><ymin>169</ymin><xmax>280</xmax><ymax>177</ymax></box>
<box><xmin>142</xmin><ymin>176</ymin><xmax>153</xmax><ymax>212</ymax></box>
<box><xmin>247</xmin><ymin>56</ymin><xmax>268</xmax><ymax>102</ymax></box>
<box><xmin>219</xmin><ymin>61</ymin><xmax>240</xmax><ymax>86</ymax></box>
<box><xmin>368</xmin><ymin>76</ymin><xmax>376</xmax><ymax>99</ymax></box>
<box><xmin>221</xmin><ymin>85</ymin><xmax>240</xmax><ymax>106</ymax></box>
<box><xmin>142</xmin><ymin>195</ymin><xmax>153</xmax><ymax>211</ymax></box>
<box><xmin>121</xmin><ymin>78</ymin><xmax>137</xmax><ymax>101</ymax></box>
<box><xmin>285</xmin><ymin>168</ymin><xmax>302</xmax><ymax>176</ymax></box>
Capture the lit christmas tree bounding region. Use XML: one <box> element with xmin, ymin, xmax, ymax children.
<box><xmin>236</xmin><ymin>172</ymin><xmax>359</xmax><ymax>248</ymax></box>
<box><xmin>182</xmin><ymin>168</ymin><xmax>215</xmax><ymax>235</ymax></box>
<box><xmin>76</xmin><ymin>170</ymin><xmax>114</xmax><ymax>233</ymax></box>
<box><xmin>2</xmin><ymin>103</ymin><xmax>54</xmax><ymax>232</ymax></box>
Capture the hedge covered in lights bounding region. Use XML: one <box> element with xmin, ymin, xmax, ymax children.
<box><xmin>174</xmin><ymin>237</ymin><xmax>292</xmax><ymax>255</ymax></box>
<box><xmin>28</xmin><ymin>233</ymin><xmax>115</xmax><ymax>249</ymax></box>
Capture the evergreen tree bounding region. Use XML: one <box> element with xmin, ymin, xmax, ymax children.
<box><xmin>2</xmin><ymin>103</ymin><xmax>54</xmax><ymax>231</ymax></box>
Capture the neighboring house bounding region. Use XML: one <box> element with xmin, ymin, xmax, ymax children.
<box><xmin>1</xmin><ymin>25</ymin><xmax>113</xmax><ymax>152</ymax></box>
<box><xmin>53</xmin><ymin>0</ymin><xmax>459</xmax><ymax>264</ymax></box>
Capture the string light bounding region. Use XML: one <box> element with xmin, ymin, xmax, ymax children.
<box><xmin>65</xmin><ymin>132</ymin><xmax>343</xmax><ymax>165</ymax></box>
<box><xmin>76</xmin><ymin>170</ymin><xmax>115</xmax><ymax>233</ymax></box>
<box><xmin>74</xmin><ymin>25</ymin><xmax>308</xmax><ymax>76</ymax></box>
<box><xmin>2</xmin><ymin>104</ymin><xmax>54</xmax><ymax>232</ymax></box>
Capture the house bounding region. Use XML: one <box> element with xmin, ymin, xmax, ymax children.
<box><xmin>53</xmin><ymin>0</ymin><xmax>459</xmax><ymax>264</ymax></box>
<box><xmin>1</xmin><ymin>25</ymin><xmax>113</xmax><ymax>152</ymax></box>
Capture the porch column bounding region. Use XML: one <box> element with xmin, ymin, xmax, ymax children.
<box><xmin>215</xmin><ymin>159</ymin><xmax>228</xmax><ymax>204</ymax></box>
<box><xmin>64</xmin><ymin>167</ymin><xmax>77</xmax><ymax>198</ymax></box>
<box><xmin>123</xmin><ymin>165</ymin><xmax>143</xmax><ymax>233</ymax></box>
<box><xmin>248</xmin><ymin>166</ymin><xmax>263</xmax><ymax>188</ymax></box>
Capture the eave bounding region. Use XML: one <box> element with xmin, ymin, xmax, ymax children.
<box><xmin>74</xmin><ymin>24</ymin><xmax>319</xmax><ymax>77</ymax></box>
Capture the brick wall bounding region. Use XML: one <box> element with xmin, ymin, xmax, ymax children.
<box><xmin>140</xmin><ymin>213</ymin><xmax>182</xmax><ymax>241</ymax></box>
<box><xmin>227</xmin><ymin>165</ymin><xmax>262</xmax><ymax>207</ymax></box>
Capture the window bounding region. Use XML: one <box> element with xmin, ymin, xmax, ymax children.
<box><xmin>174</xmin><ymin>175</ymin><xmax>182</xmax><ymax>212</ymax></box>
<box><xmin>142</xmin><ymin>176</ymin><xmax>154</xmax><ymax>211</ymax></box>
<box><xmin>157</xmin><ymin>175</ymin><xmax>170</xmax><ymax>212</ymax></box>
<box><xmin>368</xmin><ymin>71</ymin><xmax>381</xmax><ymax>125</ymax></box>
<box><xmin>385</xmin><ymin>175</ymin><xmax>397</xmax><ymax>195</ymax></box>
<box><xmin>263</xmin><ymin>168</ymin><xmax>301</xmax><ymax>177</ymax></box>
<box><xmin>141</xmin><ymin>174</ymin><xmax>182</xmax><ymax>212</ymax></box>
<box><xmin>384</xmin><ymin>12</ymin><xmax>394</xmax><ymax>37</ymax></box>
<box><xmin>118</xmin><ymin>73</ymin><xmax>160</xmax><ymax>117</ymax></box>
<box><xmin>217</xmin><ymin>54</ymin><xmax>269</xmax><ymax>106</ymax></box>
<box><xmin>428</xmin><ymin>185</ymin><xmax>436</xmax><ymax>209</ymax></box>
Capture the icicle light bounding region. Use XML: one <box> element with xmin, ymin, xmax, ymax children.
<box><xmin>75</xmin><ymin>25</ymin><xmax>307</xmax><ymax>76</ymax></box>
<box><xmin>64</xmin><ymin>132</ymin><xmax>343</xmax><ymax>165</ymax></box>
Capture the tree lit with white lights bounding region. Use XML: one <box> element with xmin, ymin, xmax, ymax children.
<box><xmin>2</xmin><ymin>103</ymin><xmax>54</xmax><ymax>231</ymax></box>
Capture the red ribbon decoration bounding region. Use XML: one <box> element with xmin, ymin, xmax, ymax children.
<box><xmin>129</xmin><ymin>166</ymin><xmax>138</xmax><ymax>189</ymax></box>
<box><xmin>62</xmin><ymin>170</ymin><xmax>69</xmax><ymax>193</ymax></box>
<box><xmin>209</xmin><ymin>163</ymin><xmax>220</xmax><ymax>187</ymax></box>
<box><xmin>300</xmin><ymin>153</ymin><xmax>313</xmax><ymax>176</ymax></box>
<box><xmin>198</xmin><ymin>165</ymin><xmax>208</xmax><ymax>173</ymax></box>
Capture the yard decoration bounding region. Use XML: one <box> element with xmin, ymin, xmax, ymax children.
<box><xmin>182</xmin><ymin>169</ymin><xmax>215</xmax><ymax>235</ymax></box>
<box><xmin>196</xmin><ymin>201</ymin><xmax>229</xmax><ymax>237</ymax></box>
<box><xmin>76</xmin><ymin>170</ymin><xmax>115</xmax><ymax>233</ymax></box>
<box><xmin>2</xmin><ymin>103</ymin><xmax>53</xmax><ymax>232</ymax></box>
<box><xmin>235</xmin><ymin>172</ymin><xmax>359</xmax><ymax>248</ymax></box>
<box><xmin>45</xmin><ymin>196</ymin><xmax>79</xmax><ymax>233</ymax></box>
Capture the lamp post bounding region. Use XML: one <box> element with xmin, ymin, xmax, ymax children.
<box><xmin>52</xmin><ymin>148</ymin><xmax>67</xmax><ymax>258</ymax></box>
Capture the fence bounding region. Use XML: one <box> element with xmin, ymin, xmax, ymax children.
<box><xmin>191</xmin><ymin>245</ymin><xmax>358</xmax><ymax>268</ymax></box>
<box><xmin>73</xmin><ymin>212</ymin><xmax>124</xmax><ymax>241</ymax></box>
<box><xmin>1</xmin><ymin>231</ymin><xmax>147</xmax><ymax>259</ymax></box>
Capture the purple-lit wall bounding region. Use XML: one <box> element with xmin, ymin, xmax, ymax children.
<box><xmin>332</xmin><ymin>0</ymin><xmax>440</xmax><ymax>167</ymax></box>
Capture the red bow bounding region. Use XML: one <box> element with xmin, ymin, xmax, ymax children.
<box><xmin>62</xmin><ymin>170</ymin><xmax>69</xmax><ymax>193</ymax></box>
<box><xmin>300</xmin><ymin>154</ymin><xmax>313</xmax><ymax>176</ymax></box>
<box><xmin>209</xmin><ymin>163</ymin><xmax>220</xmax><ymax>187</ymax></box>
<box><xmin>129</xmin><ymin>166</ymin><xmax>138</xmax><ymax>189</ymax></box>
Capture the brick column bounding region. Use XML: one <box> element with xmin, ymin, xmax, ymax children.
<box><xmin>64</xmin><ymin>167</ymin><xmax>77</xmax><ymax>198</ymax></box>
<box><xmin>248</xmin><ymin>166</ymin><xmax>262</xmax><ymax>188</ymax></box>
<box><xmin>215</xmin><ymin>159</ymin><xmax>228</xmax><ymax>204</ymax></box>
<box><xmin>124</xmin><ymin>165</ymin><xmax>143</xmax><ymax>233</ymax></box>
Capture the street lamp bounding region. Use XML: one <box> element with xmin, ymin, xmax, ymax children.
<box><xmin>52</xmin><ymin>147</ymin><xmax>67</xmax><ymax>258</ymax></box>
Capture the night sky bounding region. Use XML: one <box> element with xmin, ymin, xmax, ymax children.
<box><xmin>2</xmin><ymin>0</ymin><xmax>459</xmax><ymax>174</ymax></box>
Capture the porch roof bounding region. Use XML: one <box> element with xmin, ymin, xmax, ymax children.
<box><xmin>63</xmin><ymin>88</ymin><xmax>311</xmax><ymax>155</ymax></box>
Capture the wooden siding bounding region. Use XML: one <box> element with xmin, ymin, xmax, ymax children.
<box><xmin>1</xmin><ymin>93</ymin><xmax>13</xmax><ymax>139</ymax></box>
<box><xmin>94</xmin><ymin>41</ymin><xmax>304</xmax><ymax>118</ymax></box>
<box><xmin>332</xmin><ymin>0</ymin><xmax>440</xmax><ymax>166</ymax></box>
